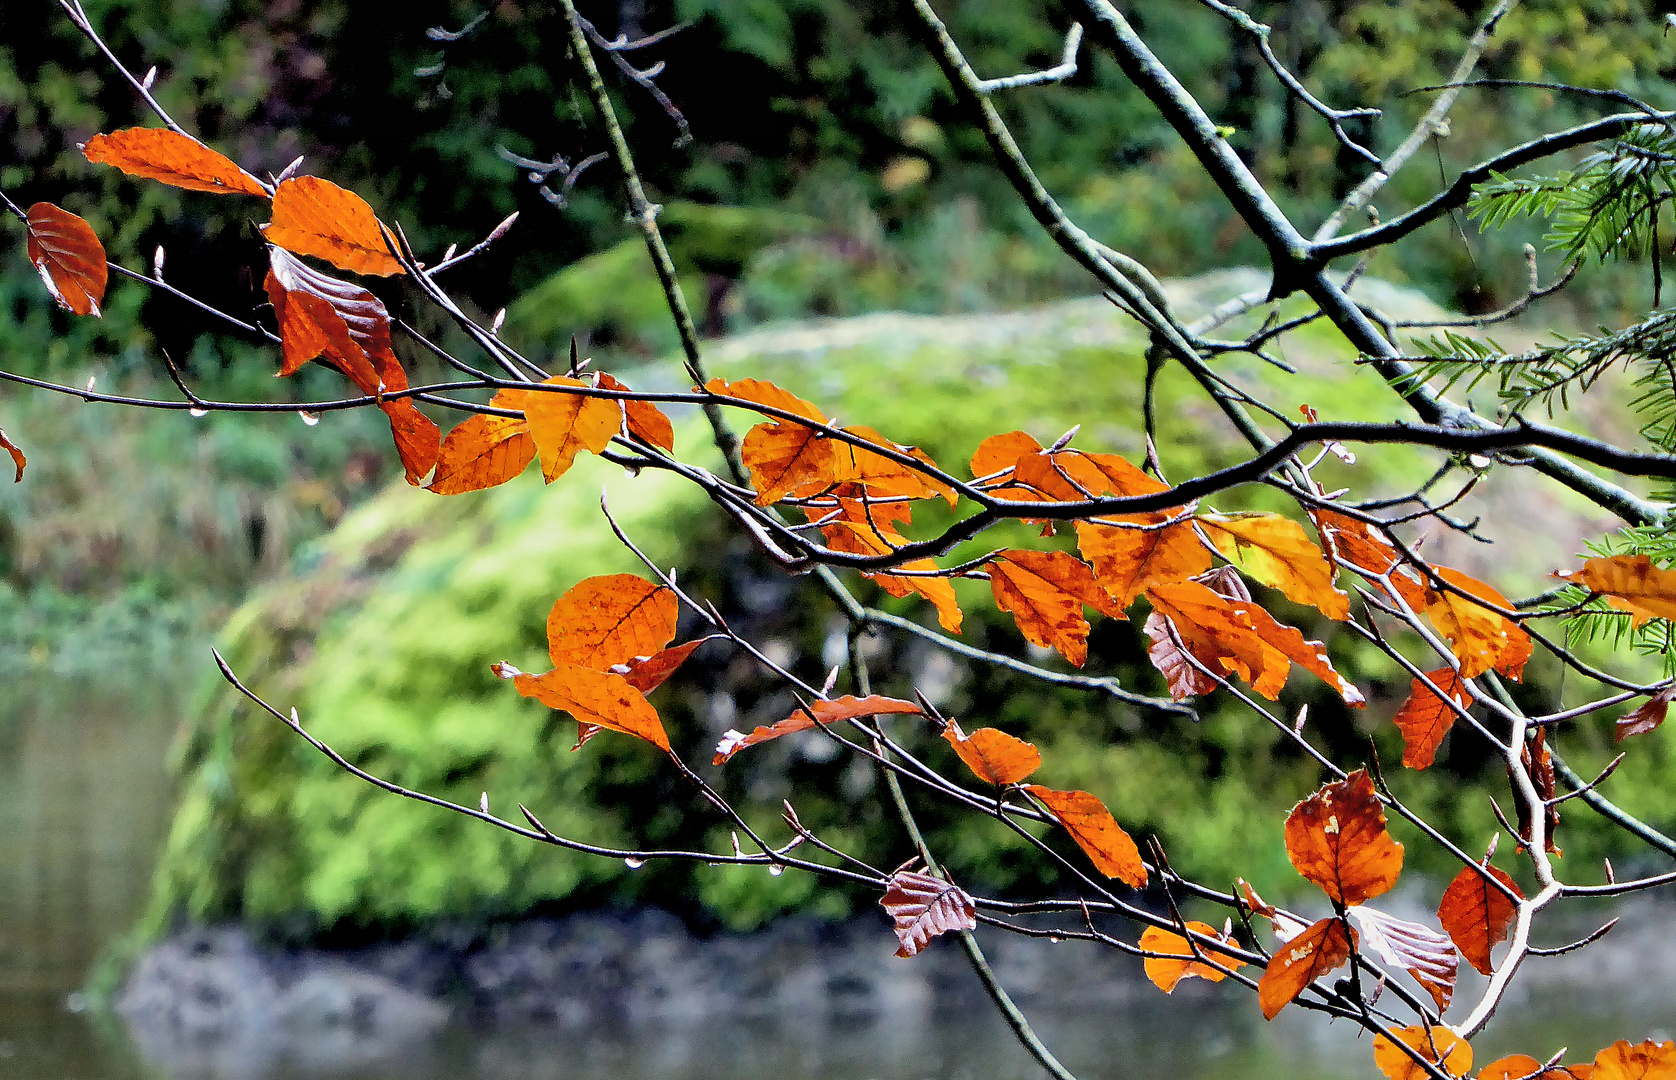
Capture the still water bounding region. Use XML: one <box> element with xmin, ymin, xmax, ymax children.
<box><xmin>1</xmin><ymin>680</ymin><xmax>1671</xmax><ymax>1080</ymax></box>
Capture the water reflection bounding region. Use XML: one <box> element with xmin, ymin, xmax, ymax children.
<box><xmin>1</xmin><ymin>681</ymin><xmax>1671</xmax><ymax>1080</ymax></box>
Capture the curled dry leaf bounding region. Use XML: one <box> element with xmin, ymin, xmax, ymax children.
<box><xmin>264</xmin><ymin>176</ymin><xmax>404</xmax><ymax>276</ymax></box>
<box><xmin>1372</xmin><ymin>1025</ymin><xmax>1473</xmax><ymax>1080</ymax></box>
<box><xmin>25</xmin><ymin>202</ymin><xmax>107</xmax><ymax>317</ymax></box>
<box><xmin>1437</xmin><ymin>855</ymin><xmax>1522</xmax><ymax>976</ymax></box>
<box><xmin>1558</xmin><ymin>554</ymin><xmax>1676</xmax><ymax>628</ymax></box>
<box><xmin>1257</xmin><ymin>915</ymin><xmax>1355</xmax><ymax>1019</ymax></box>
<box><xmin>713</xmin><ymin>695</ymin><xmax>924</xmax><ymax>764</ymax></box>
<box><xmin>427</xmin><ymin>412</ymin><xmax>535</xmax><ymax>495</ymax></box>
<box><xmin>1284</xmin><ymin>769</ymin><xmax>1404</xmax><ymax>906</ymax></box>
<box><xmin>1393</xmin><ymin>668</ymin><xmax>1473</xmax><ymax>770</ymax></box>
<box><xmin>597</xmin><ymin>372</ymin><xmax>674</xmax><ymax>453</ymax></box>
<box><xmin>1025</xmin><ymin>785</ymin><xmax>1147</xmax><ymax>889</ymax></box>
<box><xmin>0</xmin><ymin>427</ymin><xmax>24</xmax><ymax>482</ymax></box>
<box><xmin>1139</xmin><ymin>921</ymin><xmax>1246</xmax><ymax>992</ymax></box>
<box><xmin>880</xmin><ymin>866</ymin><xmax>977</xmax><ymax>958</ymax></box>
<box><xmin>82</xmin><ymin>127</ymin><xmax>266</xmax><ymax>196</ymax></box>
<box><xmin>1617</xmin><ymin>686</ymin><xmax>1675</xmax><ymax>742</ymax></box>
<box><xmin>987</xmin><ymin>549</ymin><xmax>1124</xmax><ymax>666</ymax></box>
<box><xmin>513</xmin><ymin>664</ymin><xmax>670</xmax><ymax>752</ymax></box>
<box><xmin>498</xmin><ymin>377</ymin><xmax>622</xmax><ymax>483</ymax></box>
<box><xmin>1512</xmin><ymin>727</ymin><xmax>1562</xmax><ymax>856</ymax></box>
<box><xmin>545</xmin><ymin>574</ymin><xmax>678</xmax><ymax>671</ymax></box>
<box><xmin>942</xmin><ymin>720</ymin><xmax>1040</xmax><ymax>786</ymax></box>
<box><xmin>1346</xmin><ymin>903</ymin><xmax>1459</xmax><ymax>1012</ymax></box>
<box><xmin>1591</xmin><ymin>1039</ymin><xmax>1676</xmax><ymax>1080</ymax></box>
<box><xmin>1198</xmin><ymin>511</ymin><xmax>1351</xmax><ymax>620</ymax></box>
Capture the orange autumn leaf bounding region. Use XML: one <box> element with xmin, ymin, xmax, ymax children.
<box><xmin>1139</xmin><ymin>921</ymin><xmax>1246</xmax><ymax>992</ymax></box>
<box><xmin>742</xmin><ymin>418</ymin><xmax>839</xmax><ymax>505</ymax></box>
<box><xmin>1425</xmin><ymin>567</ymin><xmax>1531</xmax><ymax>680</ymax></box>
<box><xmin>832</xmin><ymin>425</ymin><xmax>957</xmax><ymax>506</ymax></box>
<box><xmin>264</xmin><ymin>176</ymin><xmax>403</xmax><ymax>276</ymax></box>
<box><xmin>25</xmin><ymin>202</ymin><xmax>107</xmax><ymax>317</ymax></box>
<box><xmin>713</xmin><ymin>694</ymin><xmax>924</xmax><ymax>763</ymax></box>
<box><xmin>1592</xmin><ymin>1040</ymin><xmax>1676</xmax><ymax>1080</ymax></box>
<box><xmin>597</xmin><ymin>372</ymin><xmax>674</xmax><ymax>453</ymax></box>
<box><xmin>1557</xmin><ymin>554</ymin><xmax>1676</xmax><ymax>628</ymax></box>
<box><xmin>1026</xmin><ymin>785</ymin><xmax>1147</xmax><ymax>888</ymax></box>
<box><xmin>382</xmin><ymin>399</ymin><xmax>441</xmax><ymax>486</ymax></box>
<box><xmin>1312</xmin><ymin>508</ymin><xmax>1431</xmax><ymax>611</ymax></box>
<box><xmin>427</xmin><ymin>412</ymin><xmax>536</xmax><ymax>494</ymax></box>
<box><xmin>546</xmin><ymin>574</ymin><xmax>678</xmax><ymax>671</ymax></box>
<box><xmin>1012</xmin><ymin>448</ymin><xmax>1166</xmax><ymax>502</ymax></box>
<box><xmin>1477</xmin><ymin>1055</ymin><xmax>1547</xmax><ymax>1080</ymax></box>
<box><xmin>819</xmin><ymin>518</ymin><xmax>962</xmax><ymax>633</ymax></box>
<box><xmin>987</xmin><ymin>549</ymin><xmax>1124</xmax><ymax>666</ymax></box>
<box><xmin>1257</xmin><ymin>915</ymin><xmax>1355</xmax><ymax>1019</ymax></box>
<box><xmin>0</xmin><ymin>427</ymin><xmax>23</xmax><ymax>482</ymax></box>
<box><xmin>880</xmin><ymin>866</ymin><xmax>977</xmax><ymax>958</ymax></box>
<box><xmin>616</xmin><ymin>639</ymin><xmax>708</xmax><ymax>694</ymax></box>
<box><xmin>703</xmin><ymin>375</ymin><xmax>827</xmax><ymax>423</ymax></box>
<box><xmin>942</xmin><ymin>720</ymin><xmax>1040</xmax><ymax>786</ymax></box>
<box><xmin>1393</xmin><ymin>668</ymin><xmax>1473</xmax><ymax>770</ymax></box>
<box><xmin>513</xmin><ymin>663</ymin><xmax>670</xmax><ymax>752</ymax></box>
<box><xmin>1437</xmin><ymin>856</ymin><xmax>1522</xmax><ymax>976</ymax></box>
<box><xmin>970</xmin><ymin>430</ymin><xmax>1043</xmax><ymax>480</ymax></box>
<box><xmin>1077</xmin><ymin>516</ymin><xmax>1211</xmax><ymax>609</ymax></box>
<box><xmin>1374</xmin><ymin>1025</ymin><xmax>1474</xmax><ymax>1080</ymax></box>
<box><xmin>498</xmin><ymin>377</ymin><xmax>622</xmax><ymax>483</ymax></box>
<box><xmin>1199</xmin><ymin>511</ymin><xmax>1350</xmax><ymax>620</ymax></box>
<box><xmin>1284</xmin><ymin>769</ymin><xmax>1403</xmax><ymax>906</ymax></box>
<box><xmin>82</xmin><ymin>127</ymin><xmax>266</xmax><ymax>196</ymax></box>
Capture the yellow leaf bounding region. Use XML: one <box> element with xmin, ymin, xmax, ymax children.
<box><xmin>1199</xmin><ymin>512</ymin><xmax>1350</xmax><ymax>620</ymax></box>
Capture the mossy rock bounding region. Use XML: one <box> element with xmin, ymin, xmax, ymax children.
<box><xmin>139</xmin><ymin>273</ymin><xmax>1674</xmax><ymax>944</ymax></box>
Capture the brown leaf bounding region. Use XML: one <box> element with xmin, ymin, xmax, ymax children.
<box><xmin>513</xmin><ymin>664</ymin><xmax>670</xmax><ymax>752</ymax></box>
<box><xmin>1558</xmin><ymin>554</ymin><xmax>1676</xmax><ymax>628</ymax></box>
<box><xmin>81</xmin><ymin>128</ymin><xmax>266</xmax><ymax>196</ymax></box>
<box><xmin>1346</xmin><ymin>903</ymin><xmax>1459</xmax><ymax>1012</ymax></box>
<box><xmin>713</xmin><ymin>695</ymin><xmax>924</xmax><ymax>763</ymax></box>
<box><xmin>1425</xmin><ymin>568</ymin><xmax>1532</xmax><ymax>680</ymax></box>
<box><xmin>499</xmin><ymin>377</ymin><xmax>622</xmax><ymax>483</ymax></box>
<box><xmin>597</xmin><ymin>372</ymin><xmax>674</xmax><ymax>453</ymax></box>
<box><xmin>987</xmin><ymin>549</ymin><xmax>1124</xmax><ymax>666</ymax></box>
<box><xmin>1284</xmin><ymin>769</ymin><xmax>1404</xmax><ymax>906</ymax></box>
<box><xmin>617</xmin><ymin>639</ymin><xmax>708</xmax><ymax>694</ymax></box>
<box><xmin>1026</xmin><ymin>785</ymin><xmax>1147</xmax><ymax>888</ymax></box>
<box><xmin>0</xmin><ymin>427</ymin><xmax>24</xmax><ymax>482</ymax></box>
<box><xmin>970</xmin><ymin>430</ymin><xmax>1042</xmax><ymax>480</ymax></box>
<box><xmin>264</xmin><ymin>176</ymin><xmax>403</xmax><ymax>276</ymax></box>
<box><xmin>265</xmin><ymin>247</ymin><xmax>395</xmax><ymax>387</ymax></box>
<box><xmin>1437</xmin><ymin>855</ymin><xmax>1523</xmax><ymax>976</ymax></box>
<box><xmin>25</xmin><ymin>202</ymin><xmax>107</xmax><ymax>317</ymax></box>
<box><xmin>1077</xmin><ymin>516</ymin><xmax>1211</xmax><ymax>609</ymax></box>
<box><xmin>1257</xmin><ymin>916</ymin><xmax>1355</xmax><ymax>1019</ymax></box>
<box><xmin>1512</xmin><ymin>727</ymin><xmax>1562</xmax><ymax>855</ymax></box>
<box><xmin>819</xmin><ymin>518</ymin><xmax>962</xmax><ymax>633</ymax></box>
<box><xmin>742</xmin><ymin>418</ymin><xmax>840</xmax><ymax>505</ymax></box>
<box><xmin>1199</xmin><ymin>511</ymin><xmax>1350</xmax><ymax>620</ymax></box>
<box><xmin>1139</xmin><ymin>921</ymin><xmax>1246</xmax><ymax>992</ymax></box>
<box><xmin>1618</xmin><ymin>687</ymin><xmax>1675</xmax><ymax>742</ymax></box>
<box><xmin>880</xmin><ymin>867</ymin><xmax>976</xmax><ymax>958</ymax></box>
<box><xmin>1374</xmin><ymin>1025</ymin><xmax>1473</xmax><ymax>1080</ymax></box>
<box><xmin>546</xmin><ymin>574</ymin><xmax>678</xmax><ymax>670</ymax></box>
<box><xmin>1592</xmin><ymin>1040</ymin><xmax>1676</xmax><ymax>1080</ymax></box>
<box><xmin>1393</xmin><ymin>668</ymin><xmax>1473</xmax><ymax>770</ymax></box>
<box><xmin>427</xmin><ymin>412</ymin><xmax>536</xmax><ymax>494</ymax></box>
<box><xmin>942</xmin><ymin>720</ymin><xmax>1040</xmax><ymax>786</ymax></box>
<box><xmin>1143</xmin><ymin>610</ymin><xmax>1220</xmax><ymax>700</ymax></box>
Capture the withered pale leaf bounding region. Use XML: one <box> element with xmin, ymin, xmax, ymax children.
<box><xmin>1257</xmin><ymin>916</ymin><xmax>1355</xmax><ymax>1019</ymax></box>
<box><xmin>0</xmin><ymin>427</ymin><xmax>25</xmax><ymax>482</ymax></box>
<box><xmin>1393</xmin><ymin>668</ymin><xmax>1473</xmax><ymax>770</ymax></box>
<box><xmin>1026</xmin><ymin>785</ymin><xmax>1147</xmax><ymax>889</ymax></box>
<box><xmin>25</xmin><ymin>202</ymin><xmax>107</xmax><ymax>317</ymax></box>
<box><xmin>500</xmin><ymin>377</ymin><xmax>622</xmax><ymax>483</ymax></box>
<box><xmin>1591</xmin><ymin>1040</ymin><xmax>1676</xmax><ymax>1080</ymax></box>
<box><xmin>943</xmin><ymin>720</ymin><xmax>1040</xmax><ymax>787</ymax></box>
<box><xmin>713</xmin><ymin>695</ymin><xmax>924</xmax><ymax>763</ymax></box>
<box><xmin>82</xmin><ymin>127</ymin><xmax>266</xmax><ymax>196</ymax></box>
<box><xmin>513</xmin><ymin>663</ymin><xmax>670</xmax><ymax>752</ymax></box>
<box><xmin>546</xmin><ymin>574</ymin><xmax>678</xmax><ymax>671</ymax></box>
<box><xmin>427</xmin><ymin>412</ymin><xmax>535</xmax><ymax>494</ymax></box>
<box><xmin>597</xmin><ymin>372</ymin><xmax>674</xmax><ymax>453</ymax></box>
<box><xmin>1437</xmin><ymin>856</ymin><xmax>1523</xmax><ymax>976</ymax></box>
<box><xmin>1139</xmin><ymin>921</ymin><xmax>1245</xmax><ymax>992</ymax></box>
<box><xmin>1284</xmin><ymin>769</ymin><xmax>1403</xmax><ymax>906</ymax></box>
<box><xmin>1346</xmin><ymin>904</ymin><xmax>1459</xmax><ymax>1012</ymax></box>
<box><xmin>1372</xmin><ymin>1025</ymin><xmax>1473</xmax><ymax>1080</ymax></box>
<box><xmin>987</xmin><ymin>549</ymin><xmax>1123</xmax><ymax>666</ymax></box>
<box><xmin>1558</xmin><ymin>554</ymin><xmax>1676</xmax><ymax>628</ymax></box>
<box><xmin>1199</xmin><ymin>511</ymin><xmax>1350</xmax><ymax>620</ymax></box>
<box><xmin>264</xmin><ymin>176</ymin><xmax>404</xmax><ymax>276</ymax></box>
<box><xmin>880</xmin><ymin>867</ymin><xmax>976</xmax><ymax>958</ymax></box>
